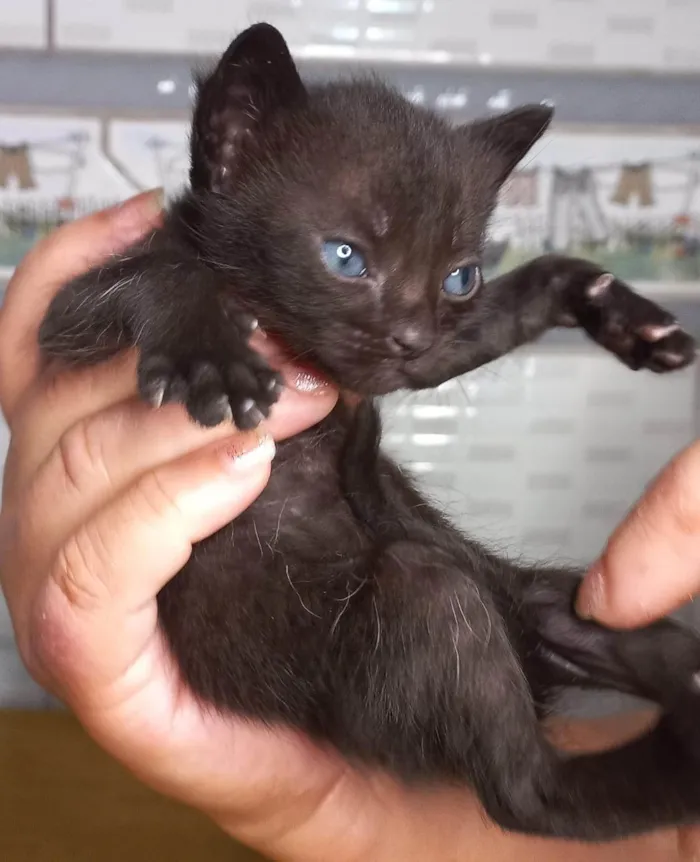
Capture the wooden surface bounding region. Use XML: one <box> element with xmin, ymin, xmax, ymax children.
<box><xmin>0</xmin><ymin>710</ymin><xmax>267</xmax><ymax>862</ymax></box>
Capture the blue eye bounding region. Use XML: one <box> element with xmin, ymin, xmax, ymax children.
<box><xmin>442</xmin><ymin>264</ymin><xmax>482</xmax><ymax>299</ymax></box>
<box><xmin>321</xmin><ymin>241</ymin><xmax>368</xmax><ymax>278</ymax></box>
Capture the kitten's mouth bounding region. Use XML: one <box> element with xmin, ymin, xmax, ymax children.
<box><xmin>250</xmin><ymin>326</ymin><xmax>343</xmax><ymax>395</ymax></box>
<box><xmin>250</xmin><ymin>326</ymin><xmax>419</xmax><ymax>400</ymax></box>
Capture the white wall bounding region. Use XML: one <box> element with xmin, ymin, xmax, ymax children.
<box><xmin>1</xmin><ymin>1</ymin><xmax>700</xmax><ymax>72</ymax></box>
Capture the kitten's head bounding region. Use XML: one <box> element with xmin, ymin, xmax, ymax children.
<box><xmin>188</xmin><ymin>24</ymin><xmax>552</xmax><ymax>394</ymax></box>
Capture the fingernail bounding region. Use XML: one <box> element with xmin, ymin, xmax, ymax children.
<box><xmin>220</xmin><ymin>430</ymin><xmax>276</xmax><ymax>474</ymax></box>
<box><xmin>576</xmin><ymin>564</ymin><xmax>605</xmax><ymax>620</ymax></box>
<box><xmin>286</xmin><ymin>368</ymin><xmax>332</xmax><ymax>395</ymax></box>
<box><xmin>113</xmin><ymin>188</ymin><xmax>165</xmax><ymax>243</ymax></box>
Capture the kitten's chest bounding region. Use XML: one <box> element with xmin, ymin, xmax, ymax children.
<box><xmin>230</xmin><ymin>421</ymin><xmax>368</xmax><ymax>558</ymax></box>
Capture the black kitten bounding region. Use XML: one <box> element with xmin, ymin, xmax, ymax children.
<box><xmin>40</xmin><ymin>24</ymin><xmax>700</xmax><ymax>841</ymax></box>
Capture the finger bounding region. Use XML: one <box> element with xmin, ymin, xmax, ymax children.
<box><xmin>6</xmin><ymin>349</ymin><xmax>138</xmax><ymax>453</ymax></box>
<box><xmin>10</xmin><ymin>325</ymin><xmax>333</xmax><ymax>485</ymax></box>
<box><xmin>15</xmin><ymin>374</ymin><xmax>337</xmax><ymax>564</ymax></box>
<box><xmin>0</xmin><ymin>189</ymin><xmax>163</xmax><ymax>420</ymax></box>
<box><xmin>28</xmin><ymin>430</ymin><xmax>276</xmax><ymax>698</ymax></box>
<box><xmin>577</xmin><ymin>441</ymin><xmax>700</xmax><ymax>628</ymax></box>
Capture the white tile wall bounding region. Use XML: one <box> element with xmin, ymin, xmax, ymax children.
<box><xmin>51</xmin><ymin>0</ymin><xmax>700</xmax><ymax>71</ymax></box>
<box><xmin>382</xmin><ymin>351</ymin><xmax>698</xmax><ymax>567</ymax></box>
<box><xmin>0</xmin><ymin>0</ymin><xmax>47</xmax><ymax>49</ymax></box>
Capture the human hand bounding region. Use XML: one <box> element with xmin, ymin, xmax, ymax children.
<box><xmin>577</xmin><ymin>440</ymin><xmax>700</xmax><ymax>628</ymax></box>
<box><xmin>575</xmin><ymin>437</ymin><xmax>700</xmax><ymax>861</ymax></box>
<box><xmin>0</xmin><ymin>193</ymin><xmax>689</xmax><ymax>862</ymax></box>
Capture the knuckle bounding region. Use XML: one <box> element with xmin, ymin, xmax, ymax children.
<box><xmin>50</xmin><ymin>523</ymin><xmax>111</xmax><ymax>613</ymax></box>
<box><xmin>56</xmin><ymin>415</ymin><xmax>109</xmax><ymax>493</ymax></box>
<box><xmin>132</xmin><ymin>469</ymin><xmax>182</xmax><ymax>524</ymax></box>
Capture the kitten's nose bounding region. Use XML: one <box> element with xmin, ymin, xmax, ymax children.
<box><xmin>387</xmin><ymin>323</ymin><xmax>435</xmax><ymax>358</ymax></box>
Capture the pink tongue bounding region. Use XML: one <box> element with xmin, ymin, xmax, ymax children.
<box><xmin>249</xmin><ymin>327</ymin><xmax>335</xmax><ymax>390</ymax></box>
<box><xmin>250</xmin><ymin>328</ymin><xmax>361</xmax><ymax>404</ymax></box>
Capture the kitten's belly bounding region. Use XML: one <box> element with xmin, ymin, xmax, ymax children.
<box><xmin>156</xmin><ymin>424</ymin><xmax>374</xmax><ymax>717</ymax></box>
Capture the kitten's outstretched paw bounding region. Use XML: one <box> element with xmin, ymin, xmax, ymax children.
<box><xmin>138</xmin><ymin>340</ymin><xmax>284</xmax><ymax>430</ymax></box>
<box><xmin>582</xmin><ymin>273</ymin><xmax>697</xmax><ymax>373</ymax></box>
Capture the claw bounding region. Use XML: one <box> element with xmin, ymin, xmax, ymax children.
<box><xmin>637</xmin><ymin>322</ymin><xmax>680</xmax><ymax>342</ymax></box>
<box><xmin>657</xmin><ymin>351</ymin><xmax>689</xmax><ymax>367</ymax></box>
<box><xmin>147</xmin><ymin>380</ymin><xmax>167</xmax><ymax>408</ymax></box>
<box><xmin>586</xmin><ymin>273</ymin><xmax>614</xmax><ymax>299</ymax></box>
<box><xmin>213</xmin><ymin>395</ymin><xmax>234</xmax><ymax>423</ymax></box>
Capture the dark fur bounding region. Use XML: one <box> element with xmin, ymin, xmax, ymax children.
<box><xmin>39</xmin><ymin>24</ymin><xmax>700</xmax><ymax>841</ymax></box>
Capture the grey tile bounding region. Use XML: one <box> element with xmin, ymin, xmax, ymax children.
<box><xmin>607</xmin><ymin>16</ymin><xmax>655</xmax><ymax>35</ymax></box>
<box><xmin>490</xmin><ymin>10</ymin><xmax>538</xmax><ymax>29</ymax></box>
<box><xmin>467</xmin><ymin>444</ymin><xmax>517</xmax><ymax>463</ymax></box>
<box><xmin>424</xmin><ymin>471</ymin><xmax>457</xmax><ymax>490</ymax></box>
<box><xmin>186</xmin><ymin>29</ymin><xmax>228</xmax><ymax>51</ymax></box>
<box><xmin>59</xmin><ymin>23</ymin><xmax>112</xmax><ymax>44</ymax></box>
<box><xmin>582</xmin><ymin>500</ymin><xmax>628</xmax><ymax>520</ymax></box>
<box><xmin>522</xmin><ymin>527</ymin><xmax>572</xmax><ymax>546</ymax></box>
<box><xmin>123</xmin><ymin>0</ymin><xmax>174</xmax><ymax>12</ymax></box>
<box><xmin>410</xmin><ymin>418</ymin><xmax>460</xmax><ymax>436</ymax></box>
<box><xmin>585</xmin><ymin>446</ymin><xmax>632</xmax><ymax>464</ymax></box>
<box><xmin>664</xmin><ymin>47</ymin><xmax>700</xmax><ymax>67</ymax></box>
<box><xmin>429</xmin><ymin>38</ymin><xmax>479</xmax><ymax>54</ymax></box>
<box><xmin>548</xmin><ymin>42</ymin><xmax>596</xmax><ymax>63</ymax></box>
<box><xmin>527</xmin><ymin>473</ymin><xmax>573</xmax><ymax>491</ymax></box>
<box><xmin>528</xmin><ymin>418</ymin><xmax>576</xmax><ymax>435</ymax></box>
<box><xmin>586</xmin><ymin>390</ymin><xmax>635</xmax><ymax>408</ymax></box>
<box><xmin>467</xmin><ymin>500</ymin><xmax>515</xmax><ymax>518</ymax></box>
<box><xmin>642</xmin><ymin>419</ymin><xmax>691</xmax><ymax>435</ymax></box>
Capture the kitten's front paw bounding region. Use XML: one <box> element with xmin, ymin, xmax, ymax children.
<box><xmin>580</xmin><ymin>273</ymin><xmax>696</xmax><ymax>373</ymax></box>
<box><xmin>138</xmin><ymin>324</ymin><xmax>284</xmax><ymax>430</ymax></box>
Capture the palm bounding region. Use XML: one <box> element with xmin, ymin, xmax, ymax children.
<box><xmin>85</xmin><ymin>615</ymin><xmax>690</xmax><ymax>862</ymax></box>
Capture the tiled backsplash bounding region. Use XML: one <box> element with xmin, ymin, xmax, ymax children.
<box><xmin>383</xmin><ymin>350</ymin><xmax>698</xmax><ymax>567</ymax></box>
<box><xmin>48</xmin><ymin>0</ymin><xmax>700</xmax><ymax>70</ymax></box>
<box><xmin>2</xmin><ymin>0</ymin><xmax>700</xmax><ymax>71</ymax></box>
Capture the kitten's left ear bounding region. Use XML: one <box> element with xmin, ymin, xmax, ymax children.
<box><xmin>460</xmin><ymin>104</ymin><xmax>553</xmax><ymax>183</ymax></box>
<box><xmin>190</xmin><ymin>23</ymin><xmax>307</xmax><ymax>190</ymax></box>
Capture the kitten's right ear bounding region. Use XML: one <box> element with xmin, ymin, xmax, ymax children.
<box><xmin>460</xmin><ymin>104</ymin><xmax>553</xmax><ymax>184</ymax></box>
<box><xmin>190</xmin><ymin>23</ymin><xmax>306</xmax><ymax>190</ymax></box>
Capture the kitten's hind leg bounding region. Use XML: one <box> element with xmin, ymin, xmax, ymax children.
<box><xmin>353</xmin><ymin>544</ymin><xmax>700</xmax><ymax>839</ymax></box>
<box><xmin>516</xmin><ymin>570</ymin><xmax>700</xmax><ymax>710</ymax></box>
<box><xmin>479</xmin><ymin>569</ymin><xmax>700</xmax><ymax>838</ymax></box>
<box><xmin>488</xmin><ymin>707</ymin><xmax>700</xmax><ymax>839</ymax></box>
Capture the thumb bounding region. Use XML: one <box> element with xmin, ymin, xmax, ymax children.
<box><xmin>28</xmin><ymin>429</ymin><xmax>275</xmax><ymax>701</ymax></box>
<box><xmin>0</xmin><ymin>189</ymin><xmax>164</xmax><ymax>420</ymax></box>
<box><xmin>576</xmin><ymin>441</ymin><xmax>700</xmax><ymax>628</ymax></box>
